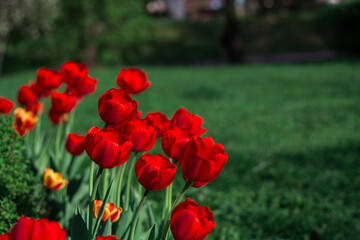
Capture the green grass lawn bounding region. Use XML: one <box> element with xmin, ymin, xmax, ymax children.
<box><xmin>1</xmin><ymin>60</ymin><xmax>360</xmax><ymax>239</ymax></box>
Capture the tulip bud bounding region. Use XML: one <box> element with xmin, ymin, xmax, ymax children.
<box><xmin>170</xmin><ymin>107</ymin><xmax>206</xmax><ymax>136</ymax></box>
<box><xmin>0</xmin><ymin>97</ymin><xmax>14</xmax><ymax>115</ymax></box>
<box><xmin>96</xmin><ymin>236</ymin><xmax>121</xmax><ymax>240</ymax></box>
<box><xmin>17</xmin><ymin>85</ymin><xmax>38</xmax><ymax>111</ymax></box>
<box><xmin>43</xmin><ymin>168</ymin><xmax>68</xmax><ymax>191</ymax></box>
<box><xmin>145</xmin><ymin>112</ymin><xmax>170</xmax><ymax>138</ymax></box>
<box><xmin>178</xmin><ymin>136</ymin><xmax>227</xmax><ymax>188</ymax></box>
<box><xmin>161</xmin><ymin>127</ymin><xmax>193</xmax><ymax>162</ymax></box>
<box><xmin>116</xmin><ymin>68</ymin><xmax>150</xmax><ymax>95</ymax></box>
<box><xmin>135</xmin><ymin>153</ymin><xmax>177</xmax><ymax>191</ymax></box>
<box><xmin>93</xmin><ymin>200</ymin><xmax>122</xmax><ymax>222</ymax></box>
<box><xmin>170</xmin><ymin>198</ymin><xmax>215</xmax><ymax>240</ymax></box>
<box><xmin>65</xmin><ymin>133</ymin><xmax>85</xmax><ymax>155</ymax></box>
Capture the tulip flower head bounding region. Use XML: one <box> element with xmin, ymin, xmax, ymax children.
<box><xmin>116</xmin><ymin>68</ymin><xmax>150</xmax><ymax>95</ymax></box>
<box><xmin>8</xmin><ymin>216</ymin><xmax>66</xmax><ymax>240</ymax></box>
<box><xmin>178</xmin><ymin>136</ymin><xmax>228</xmax><ymax>188</ymax></box>
<box><xmin>118</xmin><ymin>118</ymin><xmax>157</xmax><ymax>152</ymax></box>
<box><xmin>65</xmin><ymin>133</ymin><xmax>85</xmax><ymax>155</ymax></box>
<box><xmin>32</xmin><ymin>68</ymin><xmax>62</xmax><ymax>97</ymax></box>
<box><xmin>98</xmin><ymin>88</ymin><xmax>138</xmax><ymax>125</ymax></box>
<box><xmin>51</xmin><ymin>92</ymin><xmax>77</xmax><ymax>113</ymax></box>
<box><xmin>43</xmin><ymin>168</ymin><xmax>69</xmax><ymax>191</ymax></box>
<box><xmin>85</xmin><ymin>127</ymin><xmax>132</xmax><ymax>169</ymax></box>
<box><xmin>135</xmin><ymin>153</ymin><xmax>177</xmax><ymax>191</ymax></box>
<box><xmin>13</xmin><ymin>107</ymin><xmax>38</xmax><ymax>136</ymax></box>
<box><xmin>170</xmin><ymin>107</ymin><xmax>207</xmax><ymax>136</ymax></box>
<box><xmin>93</xmin><ymin>200</ymin><xmax>122</xmax><ymax>222</ymax></box>
<box><xmin>145</xmin><ymin>112</ymin><xmax>170</xmax><ymax>138</ymax></box>
<box><xmin>0</xmin><ymin>97</ymin><xmax>15</xmax><ymax>115</ymax></box>
<box><xmin>161</xmin><ymin>127</ymin><xmax>194</xmax><ymax>162</ymax></box>
<box><xmin>170</xmin><ymin>198</ymin><xmax>215</xmax><ymax>240</ymax></box>
<box><xmin>60</xmin><ymin>61</ymin><xmax>88</xmax><ymax>89</ymax></box>
<box><xmin>17</xmin><ymin>85</ymin><xmax>38</xmax><ymax>111</ymax></box>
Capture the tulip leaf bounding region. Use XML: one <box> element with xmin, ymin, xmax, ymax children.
<box><xmin>146</xmin><ymin>201</ymin><xmax>156</xmax><ymax>225</ymax></box>
<box><xmin>141</xmin><ymin>224</ymin><xmax>156</xmax><ymax>240</ymax></box>
<box><xmin>71</xmin><ymin>207</ymin><xmax>89</xmax><ymax>240</ymax></box>
<box><xmin>114</xmin><ymin>209</ymin><xmax>133</xmax><ymax>238</ymax></box>
<box><xmin>97</xmin><ymin>219</ymin><xmax>112</xmax><ymax>236</ymax></box>
<box><xmin>93</xmin><ymin>179</ymin><xmax>114</xmax><ymax>237</ymax></box>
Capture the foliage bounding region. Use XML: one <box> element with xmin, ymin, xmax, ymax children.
<box><xmin>0</xmin><ymin>115</ymin><xmax>40</xmax><ymax>233</ymax></box>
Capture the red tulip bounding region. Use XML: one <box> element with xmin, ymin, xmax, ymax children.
<box><xmin>8</xmin><ymin>216</ymin><xmax>66</xmax><ymax>240</ymax></box>
<box><xmin>69</xmin><ymin>75</ymin><xmax>98</xmax><ymax>97</ymax></box>
<box><xmin>98</xmin><ymin>88</ymin><xmax>138</xmax><ymax>125</ymax></box>
<box><xmin>31</xmin><ymin>68</ymin><xmax>62</xmax><ymax>97</ymax></box>
<box><xmin>161</xmin><ymin>127</ymin><xmax>194</xmax><ymax>162</ymax></box>
<box><xmin>117</xmin><ymin>118</ymin><xmax>157</xmax><ymax>152</ymax></box>
<box><xmin>0</xmin><ymin>97</ymin><xmax>14</xmax><ymax>115</ymax></box>
<box><xmin>17</xmin><ymin>85</ymin><xmax>38</xmax><ymax>111</ymax></box>
<box><xmin>85</xmin><ymin>127</ymin><xmax>132</xmax><ymax>169</ymax></box>
<box><xmin>96</xmin><ymin>236</ymin><xmax>121</xmax><ymax>240</ymax></box>
<box><xmin>0</xmin><ymin>233</ymin><xmax>9</xmax><ymax>240</ymax></box>
<box><xmin>135</xmin><ymin>153</ymin><xmax>177</xmax><ymax>191</ymax></box>
<box><xmin>65</xmin><ymin>133</ymin><xmax>85</xmax><ymax>155</ymax></box>
<box><xmin>51</xmin><ymin>92</ymin><xmax>77</xmax><ymax>113</ymax></box>
<box><xmin>170</xmin><ymin>198</ymin><xmax>215</xmax><ymax>240</ymax></box>
<box><xmin>170</xmin><ymin>107</ymin><xmax>206</xmax><ymax>136</ymax></box>
<box><xmin>60</xmin><ymin>61</ymin><xmax>88</xmax><ymax>89</ymax></box>
<box><xmin>145</xmin><ymin>112</ymin><xmax>170</xmax><ymax>138</ymax></box>
<box><xmin>178</xmin><ymin>136</ymin><xmax>227</xmax><ymax>188</ymax></box>
<box><xmin>116</xmin><ymin>68</ymin><xmax>150</xmax><ymax>95</ymax></box>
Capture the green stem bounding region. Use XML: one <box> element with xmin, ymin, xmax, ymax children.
<box><xmin>36</xmin><ymin>192</ymin><xmax>47</xmax><ymax>213</ymax></box>
<box><xmin>160</xmin><ymin>180</ymin><xmax>192</xmax><ymax>240</ymax></box>
<box><xmin>125</xmin><ymin>152</ymin><xmax>138</xmax><ymax>211</ymax></box>
<box><xmin>55</xmin><ymin>123</ymin><xmax>63</xmax><ymax>169</ymax></box>
<box><xmin>116</xmin><ymin>162</ymin><xmax>127</xmax><ymax>207</ymax></box>
<box><xmin>88</xmin><ymin>167</ymin><xmax>104</xmax><ymax>240</ymax></box>
<box><xmin>89</xmin><ymin>162</ymin><xmax>95</xmax><ymax>196</ymax></box>
<box><xmin>129</xmin><ymin>190</ymin><xmax>149</xmax><ymax>240</ymax></box>
<box><xmin>34</xmin><ymin>110</ymin><xmax>42</xmax><ymax>155</ymax></box>
<box><xmin>162</xmin><ymin>185</ymin><xmax>169</xmax><ymax>219</ymax></box>
<box><xmin>66</xmin><ymin>155</ymin><xmax>76</xmax><ymax>178</ymax></box>
<box><xmin>167</xmin><ymin>182</ymin><xmax>173</xmax><ymax>215</ymax></box>
<box><xmin>102</xmin><ymin>169</ymin><xmax>108</xmax><ymax>199</ymax></box>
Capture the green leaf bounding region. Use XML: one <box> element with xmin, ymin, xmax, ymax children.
<box><xmin>141</xmin><ymin>224</ymin><xmax>156</xmax><ymax>240</ymax></box>
<box><xmin>93</xmin><ymin>179</ymin><xmax>114</xmax><ymax>237</ymax></box>
<box><xmin>71</xmin><ymin>207</ymin><xmax>89</xmax><ymax>240</ymax></box>
<box><xmin>114</xmin><ymin>209</ymin><xmax>133</xmax><ymax>238</ymax></box>
<box><xmin>97</xmin><ymin>219</ymin><xmax>112</xmax><ymax>236</ymax></box>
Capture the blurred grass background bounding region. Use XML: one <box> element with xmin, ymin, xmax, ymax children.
<box><xmin>1</xmin><ymin>60</ymin><xmax>360</xmax><ymax>239</ymax></box>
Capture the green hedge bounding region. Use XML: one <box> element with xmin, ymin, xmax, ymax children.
<box><xmin>0</xmin><ymin>115</ymin><xmax>40</xmax><ymax>233</ymax></box>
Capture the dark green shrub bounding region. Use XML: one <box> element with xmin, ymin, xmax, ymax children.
<box><xmin>0</xmin><ymin>115</ymin><xmax>40</xmax><ymax>233</ymax></box>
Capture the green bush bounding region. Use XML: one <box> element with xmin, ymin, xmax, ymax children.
<box><xmin>0</xmin><ymin>115</ymin><xmax>40</xmax><ymax>233</ymax></box>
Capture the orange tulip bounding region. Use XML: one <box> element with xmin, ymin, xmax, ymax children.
<box><xmin>93</xmin><ymin>200</ymin><xmax>122</xmax><ymax>222</ymax></box>
<box><xmin>13</xmin><ymin>107</ymin><xmax>38</xmax><ymax>136</ymax></box>
<box><xmin>43</xmin><ymin>168</ymin><xmax>69</xmax><ymax>191</ymax></box>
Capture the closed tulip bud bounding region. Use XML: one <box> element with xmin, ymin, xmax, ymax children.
<box><xmin>13</xmin><ymin>107</ymin><xmax>38</xmax><ymax>137</ymax></box>
<box><xmin>43</xmin><ymin>168</ymin><xmax>68</xmax><ymax>191</ymax></box>
<box><xmin>96</xmin><ymin>236</ymin><xmax>121</xmax><ymax>240</ymax></box>
<box><xmin>170</xmin><ymin>107</ymin><xmax>206</xmax><ymax>136</ymax></box>
<box><xmin>93</xmin><ymin>200</ymin><xmax>122</xmax><ymax>223</ymax></box>
<box><xmin>161</xmin><ymin>127</ymin><xmax>194</xmax><ymax>162</ymax></box>
<box><xmin>48</xmin><ymin>107</ymin><xmax>66</xmax><ymax>125</ymax></box>
<box><xmin>8</xmin><ymin>216</ymin><xmax>66</xmax><ymax>240</ymax></box>
<box><xmin>98</xmin><ymin>88</ymin><xmax>138</xmax><ymax>125</ymax></box>
<box><xmin>135</xmin><ymin>153</ymin><xmax>177</xmax><ymax>191</ymax></box>
<box><xmin>170</xmin><ymin>198</ymin><xmax>215</xmax><ymax>240</ymax></box>
<box><xmin>116</xmin><ymin>68</ymin><xmax>150</xmax><ymax>95</ymax></box>
<box><xmin>60</xmin><ymin>61</ymin><xmax>88</xmax><ymax>89</ymax></box>
<box><xmin>17</xmin><ymin>85</ymin><xmax>38</xmax><ymax>111</ymax></box>
<box><xmin>51</xmin><ymin>92</ymin><xmax>77</xmax><ymax>113</ymax></box>
<box><xmin>33</xmin><ymin>68</ymin><xmax>62</xmax><ymax>97</ymax></box>
<box><xmin>145</xmin><ymin>112</ymin><xmax>170</xmax><ymax>138</ymax></box>
<box><xmin>0</xmin><ymin>97</ymin><xmax>14</xmax><ymax>115</ymax></box>
<box><xmin>69</xmin><ymin>76</ymin><xmax>98</xmax><ymax>97</ymax></box>
<box><xmin>65</xmin><ymin>133</ymin><xmax>85</xmax><ymax>155</ymax></box>
<box><xmin>85</xmin><ymin>127</ymin><xmax>132</xmax><ymax>169</ymax></box>
<box><xmin>178</xmin><ymin>136</ymin><xmax>227</xmax><ymax>188</ymax></box>
<box><xmin>118</xmin><ymin>118</ymin><xmax>157</xmax><ymax>152</ymax></box>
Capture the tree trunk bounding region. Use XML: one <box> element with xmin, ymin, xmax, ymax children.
<box><xmin>221</xmin><ymin>0</ymin><xmax>245</xmax><ymax>63</ymax></box>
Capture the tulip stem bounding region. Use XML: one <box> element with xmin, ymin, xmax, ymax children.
<box><xmin>116</xmin><ymin>162</ymin><xmax>127</xmax><ymax>207</ymax></box>
<box><xmin>125</xmin><ymin>152</ymin><xmax>138</xmax><ymax>211</ymax></box>
<box><xmin>102</xmin><ymin>169</ymin><xmax>108</xmax><ymax>199</ymax></box>
<box><xmin>55</xmin><ymin>123</ymin><xmax>63</xmax><ymax>169</ymax></box>
<box><xmin>65</xmin><ymin>155</ymin><xmax>76</xmax><ymax>178</ymax></box>
<box><xmin>160</xmin><ymin>180</ymin><xmax>192</xmax><ymax>240</ymax></box>
<box><xmin>88</xmin><ymin>167</ymin><xmax>104</xmax><ymax>240</ymax></box>
<box><xmin>129</xmin><ymin>189</ymin><xmax>149</xmax><ymax>240</ymax></box>
<box><xmin>89</xmin><ymin>162</ymin><xmax>95</xmax><ymax>195</ymax></box>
